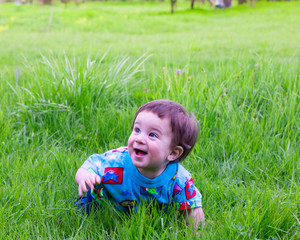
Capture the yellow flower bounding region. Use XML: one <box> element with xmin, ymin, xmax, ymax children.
<box><xmin>10</xmin><ymin>16</ymin><xmax>16</xmax><ymax>21</ymax></box>
<box><xmin>76</xmin><ymin>17</ymin><xmax>87</xmax><ymax>24</ymax></box>
<box><xmin>0</xmin><ymin>24</ymin><xmax>9</xmax><ymax>32</ymax></box>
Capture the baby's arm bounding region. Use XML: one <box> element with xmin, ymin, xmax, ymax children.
<box><xmin>75</xmin><ymin>167</ymin><xmax>101</xmax><ymax>196</ymax></box>
<box><xmin>184</xmin><ymin>207</ymin><xmax>205</xmax><ymax>228</ymax></box>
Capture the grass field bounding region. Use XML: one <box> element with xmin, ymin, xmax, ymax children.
<box><xmin>0</xmin><ymin>1</ymin><xmax>299</xmax><ymax>239</ymax></box>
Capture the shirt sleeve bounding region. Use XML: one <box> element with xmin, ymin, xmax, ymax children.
<box><xmin>172</xmin><ymin>165</ymin><xmax>202</xmax><ymax>211</ymax></box>
<box><xmin>81</xmin><ymin>154</ymin><xmax>105</xmax><ymax>177</ymax></box>
<box><xmin>81</xmin><ymin>147</ymin><xmax>128</xmax><ymax>178</ymax></box>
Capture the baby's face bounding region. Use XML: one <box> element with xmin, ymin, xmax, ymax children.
<box><xmin>128</xmin><ymin>111</ymin><xmax>175</xmax><ymax>178</ymax></box>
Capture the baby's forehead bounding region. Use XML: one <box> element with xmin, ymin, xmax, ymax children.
<box><xmin>135</xmin><ymin>110</ymin><xmax>172</xmax><ymax>126</ymax></box>
<box><xmin>136</xmin><ymin>110</ymin><xmax>170</xmax><ymax>120</ymax></box>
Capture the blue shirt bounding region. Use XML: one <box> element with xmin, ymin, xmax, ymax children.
<box><xmin>81</xmin><ymin>147</ymin><xmax>202</xmax><ymax>212</ymax></box>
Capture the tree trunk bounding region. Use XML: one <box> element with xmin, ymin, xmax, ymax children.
<box><xmin>191</xmin><ymin>0</ymin><xmax>195</xmax><ymax>9</ymax></box>
<box><xmin>171</xmin><ymin>0</ymin><xmax>176</xmax><ymax>14</ymax></box>
<box><xmin>238</xmin><ymin>0</ymin><xmax>246</xmax><ymax>4</ymax></box>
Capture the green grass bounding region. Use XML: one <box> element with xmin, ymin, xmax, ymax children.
<box><xmin>0</xmin><ymin>1</ymin><xmax>299</xmax><ymax>239</ymax></box>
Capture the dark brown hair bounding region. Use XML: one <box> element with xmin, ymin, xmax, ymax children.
<box><xmin>133</xmin><ymin>99</ymin><xmax>199</xmax><ymax>162</ymax></box>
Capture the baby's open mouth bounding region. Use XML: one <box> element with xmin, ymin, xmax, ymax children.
<box><xmin>134</xmin><ymin>149</ymin><xmax>147</xmax><ymax>156</ymax></box>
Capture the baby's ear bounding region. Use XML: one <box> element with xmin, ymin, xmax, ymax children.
<box><xmin>167</xmin><ymin>146</ymin><xmax>184</xmax><ymax>162</ymax></box>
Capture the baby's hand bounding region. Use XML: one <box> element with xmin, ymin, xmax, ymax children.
<box><xmin>75</xmin><ymin>167</ymin><xmax>101</xmax><ymax>196</ymax></box>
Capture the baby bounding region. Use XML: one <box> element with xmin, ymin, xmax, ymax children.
<box><xmin>75</xmin><ymin>99</ymin><xmax>204</xmax><ymax>228</ymax></box>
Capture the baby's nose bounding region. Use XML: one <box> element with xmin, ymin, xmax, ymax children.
<box><xmin>135</xmin><ymin>135</ymin><xmax>146</xmax><ymax>144</ymax></box>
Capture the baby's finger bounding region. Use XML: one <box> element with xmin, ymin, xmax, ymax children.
<box><xmin>78</xmin><ymin>185</ymin><xmax>83</xmax><ymax>196</ymax></box>
<box><xmin>95</xmin><ymin>175</ymin><xmax>101</xmax><ymax>184</ymax></box>
<box><xmin>90</xmin><ymin>177</ymin><xmax>95</xmax><ymax>185</ymax></box>
<box><xmin>87</xmin><ymin>178</ymin><xmax>95</xmax><ymax>190</ymax></box>
<box><xmin>81</xmin><ymin>180</ymin><xmax>88</xmax><ymax>193</ymax></box>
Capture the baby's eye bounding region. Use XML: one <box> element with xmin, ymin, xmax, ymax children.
<box><xmin>134</xmin><ymin>127</ymin><xmax>141</xmax><ymax>133</ymax></box>
<box><xmin>149</xmin><ymin>132</ymin><xmax>158</xmax><ymax>138</ymax></box>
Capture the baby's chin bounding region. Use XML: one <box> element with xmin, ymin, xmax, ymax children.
<box><xmin>131</xmin><ymin>159</ymin><xmax>145</xmax><ymax>170</ymax></box>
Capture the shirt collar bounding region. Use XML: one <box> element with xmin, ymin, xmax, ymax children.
<box><xmin>124</xmin><ymin>151</ymin><xmax>178</xmax><ymax>188</ymax></box>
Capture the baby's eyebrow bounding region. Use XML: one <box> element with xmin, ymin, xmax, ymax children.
<box><xmin>133</xmin><ymin>120</ymin><xmax>141</xmax><ymax>125</ymax></box>
<box><xmin>150</xmin><ymin>127</ymin><xmax>162</xmax><ymax>134</ymax></box>
<box><xmin>133</xmin><ymin>120</ymin><xmax>164</xmax><ymax>135</ymax></box>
